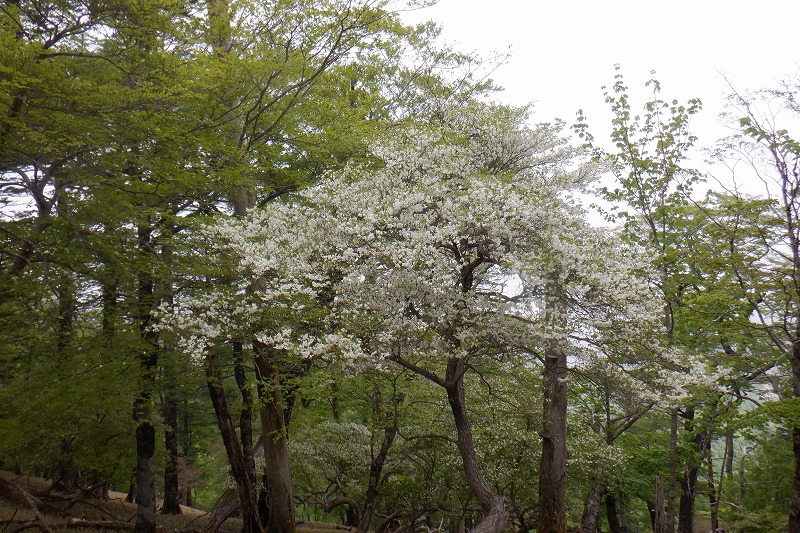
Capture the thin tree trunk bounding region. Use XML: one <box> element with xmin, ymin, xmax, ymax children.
<box><xmin>444</xmin><ymin>358</ymin><xmax>508</xmax><ymax>533</ymax></box>
<box><xmin>181</xmin><ymin>398</ymin><xmax>193</xmax><ymax>507</ymax></box>
<box><xmin>205</xmin><ymin>352</ymin><xmax>264</xmax><ymax>533</ymax></box>
<box><xmin>739</xmin><ymin>446</ymin><xmax>751</xmax><ymax>511</ymax></box>
<box><xmin>665</xmin><ymin>408</ymin><xmax>678</xmax><ymax>533</ymax></box>
<box><xmin>678</xmin><ymin>410</ymin><xmax>710</xmax><ymax>533</ymax></box>
<box><xmin>253</xmin><ymin>342</ymin><xmax>296</xmax><ymax>533</ymax></box>
<box><xmin>134</xmin><ymin>225</ymin><xmax>158</xmax><ymax>533</ymax></box>
<box><xmin>654</xmin><ymin>476</ymin><xmax>666</xmax><ymax>533</ymax></box>
<box><xmin>538</xmin><ymin>311</ymin><xmax>568</xmax><ymax>533</ymax></box>
<box><xmin>357</xmin><ymin>393</ymin><xmax>400</xmax><ymax>533</ymax></box>
<box><xmin>162</xmin><ymin>383</ymin><xmax>182</xmax><ymax>514</ymax></box>
<box><xmin>707</xmin><ymin>452</ymin><xmax>718</xmax><ymax>532</ymax></box>
<box><xmin>790</xmin><ymin>330</ymin><xmax>800</xmax><ymax>533</ymax></box>
<box><xmin>606</xmin><ymin>494</ymin><xmax>626</xmax><ymax>533</ymax></box>
<box><xmin>233</xmin><ymin>341</ymin><xmax>257</xmax><ymax>488</ymax></box>
<box><xmin>580</xmin><ymin>479</ymin><xmax>604</xmax><ymax>533</ymax></box>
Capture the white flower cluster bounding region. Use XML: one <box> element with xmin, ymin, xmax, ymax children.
<box><xmin>162</xmin><ymin>103</ymin><xmax>668</xmax><ymax>392</ymax></box>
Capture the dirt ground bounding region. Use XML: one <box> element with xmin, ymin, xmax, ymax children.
<box><xmin>0</xmin><ymin>471</ymin><xmax>353</xmax><ymax>533</ymax></box>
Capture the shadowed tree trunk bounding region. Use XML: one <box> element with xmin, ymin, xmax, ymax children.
<box><xmin>677</xmin><ymin>408</ymin><xmax>710</xmax><ymax>533</ymax></box>
<box><xmin>233</xmin><ymin>341</ymin><xmax>257</xmax><ymax>488</ymax></box>
<box><xmin>707</xmin><ymin>453</ymin><xmax>719</xmax><ymax>533</ymax></box>
<box><xmin>666</xmin><ymin>408</ymin><xmax>678</xmax><ymax>533</ymax></box>
<box><xmin>390</xmin><ymin>351</ymin><xmax>508</xmax><ymax>533</ymax></box>
<box><xmin>253</xmin><ymin>341</ymin><xmax>296</xmax><ymax>533</ymax></box>
<box><xmin>205</xmin><ymin>352</ymin><xmax>264</xmax><ymax>533</ymax></box>
<box><xmin>162</xmin><ymin>382</ymin><xmax>182</xmax><ymax>514</ymax></box>
<box><xmin>444</xmin><ymin>358</ymin><xmax>508</xmax><ymax>533</ymax></box>
<box><xmin>606</xmin><ymin>493</ymin><xmax>626</xmax><ymax>533</ymax></box>
<box><xmin>581</xmin><ymin>479</ymin><xmax>604</xmax><ymax>533</ymax></box>
<box><xmin>654</xmin><ymin>476</ymin><xmax>666</xmax><ymax>533</ymax></box>
<box><xmin>134</xmin><ymin>224</ymin><xmax>158</xmax><ymax>533</ymax></box>
<box><xmin>357</xmin><ymin>386</ymin><xmax>401</xmax><ymax>533</ymax></box>
<box><xmin>538</xmin><ymin>291</ymin><xmax>568</xmax><ymax>533</ymax></box>
<box><xmin>791</xmin><ymin>330</ymin><xmax>800</xmax><ymax>533</ymax></box>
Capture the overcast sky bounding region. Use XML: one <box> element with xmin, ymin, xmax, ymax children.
<box><xmin>402</xmin><ymin>0</ymin><xmax>800</xmax><ymax>155</ymax></box>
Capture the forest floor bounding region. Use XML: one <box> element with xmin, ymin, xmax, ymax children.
<box><xmin>0</xmin><ymin>471</ymin><xmax>354</xmax><ymax>533</ymax></box>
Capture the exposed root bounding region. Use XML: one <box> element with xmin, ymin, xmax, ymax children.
<box><xmin>0</xmin><ymin>477</ymin><xmax>54</xmax><ymax>533</ymax></box>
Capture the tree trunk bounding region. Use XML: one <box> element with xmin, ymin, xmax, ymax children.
<box><xmin>444</xmin><ymin>358</ymin><xmax>508</xmax><ymax>533</ymax></box>
<box><xmin>665</xmin><ymin>408</ymin><xmax>678</xmax><ymax>533</ymax></box>
<box><xmin>253</xmin><ymin>342</ymin><xmax>296</xmax><ymax>533</ymax></box>
<box><xmin>580</xmin><ymin>479</ymin><xmax>604</xmax><ymax>533</ymax></box>
<box><xmin>205</xmin><ymin>352</ymin><xmax>264</xmax><ymax>533</ymax></box>
<box><xmin>538</xmin><ymin>323</ymin><xmax>568</xmax><ymax>533</ymax></box>
<box><xmin>182</xmin><ymin>398</ymin><xmax>193</xmax><ymax>507</ymax></box>
<box><xmin>606</xmin><ymin>494</ymin><xmax>626</xmax><ymax>533</ymax></box>
<box><xmin>724</xmin><ymin>424</ymin><xmax>734</xmax><ymax>481</ymax></box>
<box><xmin>654</xmin><ymin>476</ymin><xmax>667</xmax><ymax>533</ymax></box>
<box><xmin>678</xmin><ymin>469</ymin><xmax>698</xmax><ymax>533</ymax></box>
<box><xmin>678</xmin><ymin>410</ymin><xmax>710</xmax><ymax>533</ymax></box>
<box><xmin>790</xmin><ymin>332</ymin><xmax>800</xmax><ymax>533</ymax></box>
<box><xmin>357</xmin><ymin>391</ymin><xmax>400</xmax><ymax>533</ymax></box>
<box><xmin>134</xmin><ymin>389</ymin><xmax>157</xmax><ymax>533</ymax></box>
<box><xmin>162</xmin><ymin>384</ymin><xmax>182</xmax><ymax>514</ymax></box>
<box><xmin>707</xmin><ymin>452</ymin><xmax>719</xmax><ymax>532</ymax></box>
<box><xmin>233</xmin><ymin>341</ymin><xmax>257</xmax><ymax>488</ymax></box>
<box><xmin>134</xmin><ymin>225</ymin><xmax>158</xmax><ymax>533</ymax></box>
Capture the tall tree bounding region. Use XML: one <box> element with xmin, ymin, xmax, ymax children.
<box><xmin>170</xmin><ymin>100</ymin><xmax>664</xmax><ymax>533</ymax></box>
<box><xmin>709</xmin><ymin>78</ymin><xmax>800</xmax><ymax>532</ymax></box>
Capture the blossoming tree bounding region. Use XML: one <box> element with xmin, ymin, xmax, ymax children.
<box><xmin>172</xmin><ymin>101</ymin><xmax>664</xmax><ymax>533</ymax></box>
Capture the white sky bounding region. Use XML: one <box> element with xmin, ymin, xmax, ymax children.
<box><xmin>402</xmin><ymin>0</ymin><xmax>800</xmax><ymax>156</ymax></box>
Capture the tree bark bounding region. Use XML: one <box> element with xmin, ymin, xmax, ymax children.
<box><xmin>357</xmin><ymin>390</ymin><xmax>400</xmax><ymax>533</ymax></box>
<box><xmin>205</xmin><ymin>352</ymin><xmax>264</xmax><ymax>533</ymax></box>
<box><xmin>134</xmin><ymin>225</ymin><xmax>158</xmax><ymax>533</ymax></box>
<box><xmin>233</xmin><ymin>341</ymin><xmax>257</xmax><ymax>488</ymax></box>
<box><xmin>444</xmin><ymin>358</ymin><xmax>508</xmax><ymax>533</ymax></box>
<box><xmin>665</xmin><ymin>408</ymin><xmax>678</xmax><ymax>533</ymax></box>
<box><xmin>182</xmin><ymin>398</ymin><xmax>193</xmax><ymax>507</ymax></box>
<box><xmin>580</xmin><ymin>479</ymin><xmax>604</xmax><ymax>533</ymax></box>
<box><xmin>707</xmin><ymin>452</ymin><xmax>719</xmax><ymax>533</ymax></box>
<box><xmin>790</xmin><ymin>328</ymin><xmax>800</xmax><ymax>533</ymax></box>
<box><xmin>161</xmin><ymin>384</ymin><xmax>182</xmax><ymax>514</ymax></box>
<box><xmin>677</xmin><ymin>409</ymin><xmax>710</xmax><ymax>533</ymax></box>
<box><xmin>606</xmin><ymin>494</ymin><xmax>626</xmax><ymax>533</ymax></box>
<box><xmin>538</xmin><ymin>322</ymin><xmax>568</xmax><ymax>533</ymax></box>
<box><xmin>654</xmin><ymin>476</ymin><xmax>667</xmax><ymax>533</ymax></box>
<box><xmin>253</xmin><ymin>342</ymin><xmax>296</xmax><ymax>533</ymax></box>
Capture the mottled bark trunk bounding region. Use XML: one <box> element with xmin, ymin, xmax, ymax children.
<box><xmin>55</xmin><ymin>276</ymin><xmax>78</xmax><ymax>491</ymax></box>
<box><xmin>253</xmin><ymin>342</ymin><xmax>296</xmax><ymax>533</ymax></box>
<box><xmin>233</xmin><ymin>341</ymin><xmax>257</xmax><ymax>488</ymax></box>
<box><xmin>205</xmin><ymin>353</ymin><xmax>264</xmax><ymax>533</ymax></box>
<box><xmin>134</xmin><ymin>225</ymin><xmax>158</xmax><ymax>533</ymax></box>
<box><xmin>134</xmin><ymin>392</ymin><xmax>157</xmax><ymax>533</ymax></box>
<box><xmin>580</xmin><ymin>480</ymin><xmax>604</xmax><ymax>533</ymax></box>
<box><xmin>654</xmin><ymin>476</ymin><xmax>666</xmax><ymax>533</ymax></box>
<box><xmin>538</xmin><ymin>332</ymin><xmax>568</xmax><ymax>533</ymax></box>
